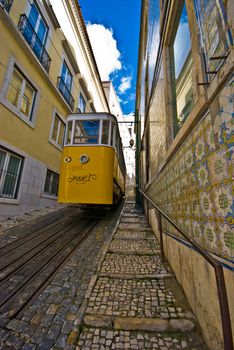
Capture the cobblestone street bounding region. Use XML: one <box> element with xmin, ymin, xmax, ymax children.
<box><xmin>0</xmin><ymin>200</ymin><xmax>207</xmax><ymax>349</ymax></box>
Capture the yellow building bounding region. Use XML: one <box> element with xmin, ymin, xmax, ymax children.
<box><xmin>0</xmin><ymin>0</ymin><xmax>109</xmax><ymax>215</ymax></box>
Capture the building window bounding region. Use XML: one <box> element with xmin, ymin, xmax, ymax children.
<box><xmin>78</xmin><ymin>93</ymin><xmax>86</xmax><ymax>113</ymax></box>
<box><xmin>6</xmin><ymin>66</ymin><xmax>36</xmax><ymax>120</ymax></box>
<box><xmin>0</xmin><ymin>147</ymin><xmax>23</xmax><ymax>199</ymax></box>
<box><xmin>18</xmin><ymin>3</ymin><xmax>51</xmax><ymax>72</ymax></box>
<box><xmin>0</xmin><ymin>0</ymin><xmax>14</xmax><ymax>12</ymax></box>
<box><xmin>194</xmin><ymin>0</ymin><xmax>233</xmax><ymax>81</ymax></box>
<box><xmin>51</xmin><ymin>114</ymin><xmax>65</xmax><ymax>147</ymax></box>
<box><xmin>171</xmin><ymin>2</ymin><xmax>194</xmax><ymax>134</ymax></box>
<box><xmin>61</xmin><ymin>60</ymin><xmax>73</xmax><ymax>91</ymax></box>
<box><xmin>57</xmin><ymin>61</ymin><xmax>74</xmax><ymax>110</ymax></box>
<box><xmin>28</xmin><ymin>3</ymin><xmax>48</xmax><ymax>44</ymax></box>
<box><xmin>44</xmin><ymin>169</ymin><xmax>59</xmax><ymax>196</ymax></box>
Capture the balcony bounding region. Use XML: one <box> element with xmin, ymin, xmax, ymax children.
<box><xmin>0</xmin><ymin>0</ymin><xmax>13</xmax><ymax>12</ymax></box>
<box><xmin>57</xmin><ymin>77</ymin><xmax>74</xmax><ymax>110</ymax></box>
<box><xmin>18</xmin><ymin>14</ymin><xmax>51</xmax><ymax>73</ymax></box>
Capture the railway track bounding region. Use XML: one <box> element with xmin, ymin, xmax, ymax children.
<box><xmin>0</xmin><ymin>214</ymin><xmax>99</xmax><ymax>325</ymax></box>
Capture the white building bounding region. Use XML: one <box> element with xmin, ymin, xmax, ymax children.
<box><xmin>102</xmin><ymin>81</ymin><xmax>135</xmax><ymax>179</ymax></box>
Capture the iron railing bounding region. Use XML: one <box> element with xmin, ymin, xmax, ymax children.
<box><xmin>18</xmin><ymin>14</ymin><xmax>51</xmax><ymax>73</ymax></box>
<box><xmin>57</xmin><ymin>77</ymin><xmax>74</xmax><ymax>110</ymax></box>
<box><xmin>0</xmin><ymin>0</ymin><xmax>13</xmax><ymax>12</ymax></box>
<box><xmin>139</xmin><ymin>189</ymin><xmax>233</xmax><ymax>350</ymax></box>
<box><xmin>0</xmin><ymin>170</ymin><xmax>19</xmax><ymax>199</ymax></box>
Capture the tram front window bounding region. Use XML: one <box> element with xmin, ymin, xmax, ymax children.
<box><xmin>73</xmin><ymin>120</ymin><xmax>99</xmax><ymax>144</ymax></box>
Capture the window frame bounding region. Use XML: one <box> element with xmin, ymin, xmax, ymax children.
<box><xmin>28</xmin><ymin>2</ymin><xmax>49</xmax><ymax>45</ymax></box>
<box><xmin>78</xmin><ymin>92</ymin><xmax>86</xmax><ymax>113</ymax></box>
<box><xmin>7</xmin><ymin>66</ymin><xmax>36</xmax><ymax>121</ymax></box>
<box><xmin>165</xmin><ymin>1</ymin><xmax>194</xmax><ymax>137</ymax></box>
<box><xmin>43</xmin><ymin>168</ymin><xmax>59</xmax><ymax>197</ymax></box>
<box><xmin>61</xmin><ymin>60</ymin><xmax>73</xmax><ymax>91</ymax></box>
<box><xmin>0</xmin><ymin>146</ymin><xmax>24</xmax><ymax>200</ymax></box>
<box><xmin>0</xmin><ymin>56</ymin><xmax>40</xmax><ymax>128</ymax></box>
<box><xmin>49</xmin><ymin>110</ymin><xmax>66</xmax><ymax>150</ymax></box>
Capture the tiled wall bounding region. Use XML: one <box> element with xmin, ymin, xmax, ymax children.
<box><xmin>147</xmin><ymin>75</ymin><xmax>234</xmax><ymax>263</ymax></box>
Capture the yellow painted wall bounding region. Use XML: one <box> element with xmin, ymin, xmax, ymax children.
<box><xmin>0</xmin><ymin>3</ymin><xmax>74</xmax><ymax>172</ymax></box>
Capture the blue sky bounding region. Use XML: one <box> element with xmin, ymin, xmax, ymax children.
<box><xmin>78</xmin><ymin>0</ymin><xmax>141</xmax><ymax>116</ymax></box>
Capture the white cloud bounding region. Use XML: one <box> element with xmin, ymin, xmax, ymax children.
<box><xmin>87</xmin><ymin>23</ymin><xmax>122</xmax><ymax>80</ymax></box>
<box><xmin>118</xmin><ymin>76</ymin><xmax>132</xmax><ymax>94</ymax></box>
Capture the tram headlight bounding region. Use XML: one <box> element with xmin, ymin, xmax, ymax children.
<box><xmin>64</xmin><ymin>156</ymin><xmax>72</xmax><ymax>163</ymax></box>
<box><xmin>79</xmin><ymin>154</ymin><xmax>89</xmax><ymax>164</ymax></box>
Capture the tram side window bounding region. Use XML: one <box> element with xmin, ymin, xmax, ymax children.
<box><xmin>111</xmin><ymin>123</ymin><xmax>116</xmax><ymax>147</ymax></box>
<box><xmin>66</xmin><ymin>121</ymin><xmax>72</xmax><ymax>144</ymax></box>
<box><xmin>102</xmin><ymin>120</ymin><xmax>109</xmax><ymax>145</ymax></box>
<box><xmin>73</xmin><ymin>120</ymin><xmax>99</xmax><ymax>144</ymax></box>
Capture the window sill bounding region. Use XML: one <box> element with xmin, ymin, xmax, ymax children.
<box><xmin>48</xmin><ymin>139</ymin><xmax>63</xmax><ymax>151</ymax></box>
<box><xmin>0</xmin><ymin>97</ymin><xmax>35</xmax><ymax>129</ymax></box>
<box><xmin>41</xmin><ymin>193</ymin><xmax>58</xmax><ymax>200</ymax></box>
<box><xmin>0</xmin><ymin>197</ymin><xmax>20</xmax><ymax>205</ymax></box>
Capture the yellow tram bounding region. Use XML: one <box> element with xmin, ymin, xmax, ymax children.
<box><xmin>58</xmin><ymin>113</ymin><xmax>126</xmax><ymax>205</ymax></box>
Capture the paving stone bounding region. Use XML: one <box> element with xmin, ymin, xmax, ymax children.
<box><xmin>77</xmin><ymin>327</ymin><xmax>206</xmax><ymax>349</ymax></box>
<box><xmin>101</xmin><ymin>253</ymin><xmax>172</xmax><ymax>275</ymax></box>
<box><xmin>36</xmin><ymin>336</ymin><xmax>55</xmax><ymax>350</ymax></box>
<box><xmin>114</xmin><ymin>317</ymin><xmax>169</xmax><ymax>331</ymax></box>
<box><xmin>47</xmin><ymin>324</ymin><xmax>62</xmax><ymax>340</ymax></box>
<box><xmin>84</xmin><ymin>314</ymin><xmax>113</xmax><ymax>327</ymax></box>
<box><xmin>118</xmin><ymin>222</ymin><xmax>151</xmax><ymax>230</ymax></box>
<box><xmin>115</xmin><ymin>229</ymin><xmax>149</xmax><ymax>239</ymax></box>
<box><xmin>5</xmin><ymin>334</ymin><xmax>24</xmax><ymax>349</ymax></box>
<box><xmin>0</xmin><ymin>199</ymin><xmax>207</xmax><ymax>350</ymax></box>
<box><xmin>109</xmin><ymin>239</ymin><xmax>159</xmax><ymax>254</ymax></box>
<box><xmin>169</xmin><ymin>319</ymin><xmax>195</xmax><ymax>332</ymax></box>
<box><xmin>86</xmin><ymin>277</ymin><xmax>184</xmax><ymax>318</ymax></box>
<box><xmin>21</xmin><ymin>344</ymin><xmax>37</xmax><ymax>350</ymax></box>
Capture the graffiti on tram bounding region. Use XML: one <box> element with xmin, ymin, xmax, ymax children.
<box><xmin>67</xmin><ymin>173</ymin><xmax>97</xmax><ymax>185</ymax></box>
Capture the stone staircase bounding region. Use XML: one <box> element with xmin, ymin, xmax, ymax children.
<box><xmin>77</xmin><ymin>200</ymin><xmax>207</xmax><ymax>349</ymax></box>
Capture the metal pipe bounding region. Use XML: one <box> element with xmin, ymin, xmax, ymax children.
<box><xmin>215</xmin><ymin>265</ymin><xmax>233</xmax><ymax>350</ymax></box>
<box><xmin>157</xmin><ymin>212</ymin><xmax>164</xmax><ymax>261</ymax></box>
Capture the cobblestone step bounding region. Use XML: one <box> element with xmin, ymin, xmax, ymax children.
<box><xmin>109</xmin><ymin>238</ymin><xmax>159</xmax><ymax>255</ymax></box>
<box><xmin>120</xmin><ymin>217</ymin><xmax>148</xmax><ymax>223</ymax></box>
<box><xmin>77</xmin><ymin>199</ymin><xmax>207</xmax><ymax>349</ymax></box>
<box><xmin>121</xmin><ymin>213</ymin><xmax>146</xmax><ymax>218</ymax></box>
<box><xmin>115</xmin><ymin>229</ymin><xmax>154</xmax><ymax>240</ymax></box>
<box><xmin>100</xmin><ymin>253</ymin><xmax>172</xmax><ymax>275</ymax></box>
<box><xmin>78</xmin><ymin>326</ymin><xmax>206</xmax><ymax>349</ymax></box>
<box><xmin>0</xmin><ymin>199</ymin><xmax>207</xmax><ymax>349</ymax></box>
<box><xmin>118</xmin><ymin>223</ymin><xmax>151</xmax><ymax>231</ymax></box>
<box><xmin>85</xmin><ymin>276</ymin><xmax>192</xmax><ymax>319</ymax></box>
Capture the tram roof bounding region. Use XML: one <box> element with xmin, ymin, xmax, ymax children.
<box><xmin>66</xmin><ymin>112</ymin><xmax>118</xmax><ymax>123</ymax></box>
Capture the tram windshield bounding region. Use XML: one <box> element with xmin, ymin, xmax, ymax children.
<box><xmin>65</xmin><ymin>117</ymin><xmax>117</xmax><ymax>146</ymax></box>
<box><xmin>73</xmin><ymin>120</ymin><xmax>99</xmax><ymax>144</ymax></box>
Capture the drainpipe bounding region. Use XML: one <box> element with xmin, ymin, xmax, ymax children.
<box><xmin>135</xmin><ymin>109</ymin><xmax>141</xmax><ymax>209</ymax></box>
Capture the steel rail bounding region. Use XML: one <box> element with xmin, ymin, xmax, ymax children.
<box><xmin>0</xmin><ymin>216</ymin><xmax>74</xmax><ymax>258</ymax></box>
<box><xmin>0</xmin><ymin>219</ymin><xmax>98</xmax><ymax>320</ymax></box>
<box><xmin>139</xmin><ymin>189</ymin><xmax>233</xmax><ymax>350</ymax></box>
